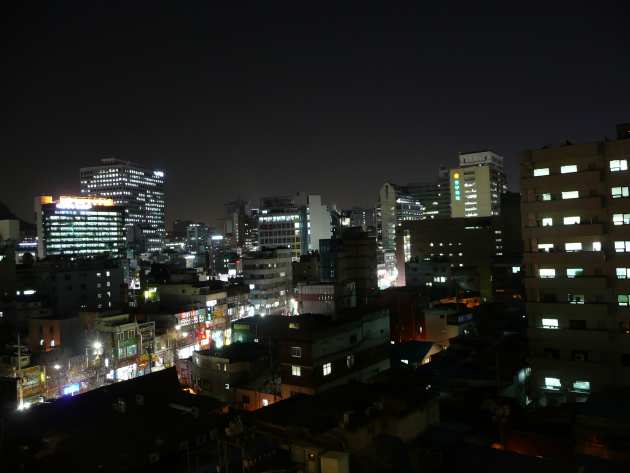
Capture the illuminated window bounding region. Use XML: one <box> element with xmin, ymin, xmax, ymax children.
<box><xmin>561</xmin><ymin>165</ymin><xmax>577</xmax><ymax>174</ymax></box>
<box><xmin>533</xmin><ymin>168</ymin><xmax>550</xmax><ymax>177</ymax></box>
<box><xmin>619</xmin><ymin>295</ymin><xmax>630</xmax><ymax>307</ymax></box>
<box><xmin>544</xmin><ymin>377</ymin><xmax>561</xmax><ymax>391</ymax></box>
<box><xmin>512</xmin><ymin>266</ymin><xmax>520</xmax><ymax>273</ymax></box>
<box><xmin>568</xmin><ymin>294</ymin><xmax>585</xmax><ymax>304</ymax></box>
<box><xmin>290</xmin><ymin>346</ymin><xmax>302</xmax><ymax>358</ymax></box>
<box><xmin>562</xmin><ymin>191</ymin><xmax>579</xmax><ymax>199</ymax></box>
<box><xmin>616</xmin><ymin>268</ymin><xmax>629</xmax><ymax>279</ymax></box>
<box><xmin>565</xmin><ymin>242</ymin><xmax>582</xmax><ymax>252</ymax></box>
<box><xmin>291</xmin><ymin>365</ymin><xmax>301</xmax><ymax>377</ymax></box>
<box><xmin>566</xmin><ymin>268</ymin><xmax>583</xmax><ymax>278</ymax></box>
<box><xmin>542</xmin><ymin>318</ymin><xmax>559</xmax><ymax>329</ymax></box>
<box><xmin>572</xmin><ymin>380</ymin><xmax>591</xmax><ymax>393</ymax></box>
<box><xmin>610</xmin><ymin>160</ymin><xmax>628</xmax><ymax>172</ymax></box>
<box><xmin>538</xmin><ymin>243</ymin><xmax>554</xmax><ymax>252</ymax></box>
<box><xmin>346</xmin><ymin>354</ymin><xmax>355</xmax><ymax>368</ymax></box>
<box><xmin>289</xmin><ymin>322</ymin><xmax>300</xmax><ymax>330</ymax></box>
<box><xmin>615</xmin><ymin>241</ymin><xmax>630</xmax><ymax>253</ymax></box>
<box><xmin>613</xmin><ymin>214</ymin><xmax>630</xmax><ymax>225</ymax></box>
<box><xmin>592</xmin><ymin>241</ymin><xmax>602</xmax><ymax>251</ymax></box>
<box><xmin>611</xmin><ymin>187</ymin><xmax>629</xmax><ymax>199</ymax></box>
<box><xmin>539</xmin><ymin>268</ymin><xmax>556</xmax><ymax>279</ymax></box>
<box><xmin>262</xmin><ymin>399</ymin><xmax>269</xmax><ymax>407</ymax></box>
<box><xmin>322</xmin><ymin>362</ymin><xmax>332</xmax><ymax>376</ymax></box>
<box><xmin>563</xmin><ymin>216</ymin><xmax>580</xmax><ymax>225</ymax></box>
<box><xmin>542</xmin><ymin>193</ymin><xmax>552</xmax><ymax>201</ymax></box>
<box><xmin>542</xmin><ymin>217</ymin><xmax>553</xmax><ymax>227</ymax></box>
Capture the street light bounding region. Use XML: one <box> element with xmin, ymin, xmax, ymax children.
<box><xmin>93</xmin><ymin>340</ymin><xmax>102</xmax><ymax>351</ymax></box>
<box><xmin>53</xmin><ymin>364</ymin><xmax>61</xmax><ymax>370</ymax></box>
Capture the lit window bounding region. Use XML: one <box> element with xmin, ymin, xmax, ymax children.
<box><xmin>539</xmin><ymin>268</ymin><xmax>556</xmax><ymax>279</ymax></box>
<box><xmin>542</xmin><ymin>193</ymin><xmax>552</xmax><ymax>201</ymax></box>
<box><xmin>566</xmin><ymin>268</ymin><xmax>583</xmax><ymax>278</ymax></box>
<box><xmin>544</xmin><ymin>377</ymin><xmax>561</xmax><ymax>390</ymax></box>
<box><xmin>538</xmin><ymin>243</ymin><xmax>554</xmax><ymax>252</ymax></box>
<box><xmin>289</xmin><ymin>322</ymin><xmax>300</xmax><ymax>330</ymax></box>
<box><xmin>561</xmin><ymin>165</ymin><xmax>577</xmax><ymax>174</ymax></box>
<box><xmin>512</xmin><ymin>266</ymin><xmax>520</xmax><ymax>273</ymax></box>
<box><xmin>291</xmin><ymin>365</ymin><xmax>301</xmax><ymax>376</ymax></box>
<box><xmin>50</xmin><ymin>340</ymin><xmax>56</xmax><ymax>348</ymax></box>
<box><xmin>563</xmin><ymin>216</ymin><xmax>580</xmax><ymax>225</ymax></box>
<box><xmin>615</xmin><ymin>241</ymin><xmax>630</xmax><ymax>253</ymax></box>
<box><xmin>609</xmin><ymin>160</ymin><xmax>628</xmax><ymax>172</ymax></box>
<box><xmin>613</xmin><ymin>214</ymin><xmax>630</xmax><ymax>225</ymax></box>
<box><xmin>533</xmin><ymin>168</ymin><xmax>550</xmax><ymax>177</ymax></box>
<box><xmin>562</xmin><ymin>191</ymin><xmax>579</xmax><ymax>199</ymax></box>
<box><xmin>619</xmin><ymin>295</ymin><xmax>630</xmax><ymax>307</ymax></box>
<box><xmin>290</xmin><ymin>346</ymin><xmax>302</xmax><ymax>358</ymax></box>
<box><xmin>611</xmin><ymin>187</ymin><xmax>629</xmax><ymax>199</ymax></box>
<box><xmin>322</xmin><ymin>362</ymin><xmax>332</xmax><ymax>376</ymax></box>
<box><xmin>262</xmin><ymin>399</ymin><xmax>269</xmax><ymax>407</ymax></box>
<box><xmin>616</xmin><ymin>268</ymin><xmax>629</xmax><ymax>279</ymax></box>
<box><xmin>568</xmin><ymin>294</ymin><xmax>585</xmax><ymax>304</ymax></box>
<box><xmin>346</xmin><ymin>354</ymin><xmax>354</xmax><ymax>368</ymax></box>
<box><xmin>572</xmin><ymin>380</ymin><xmax>591</xmax><ymax>393</ymax></box>
<box><xmin>542</xmin><ymin>318</ymin><xmax>559</xmax><ymax>329</ymax></box>
<box><xmin>542</xmin><ymin>217</ymin><xmax>553</xmax><ymax>227</ymax></box>
<box><xmin>592</xmin><ymin>241</ymin><xmax>602</xmax><ymax>251</ymax></box>
<box><xmin>565</xmin><ymin>242</ymin><xmax>582</xmax><ymax>252</ymax></box>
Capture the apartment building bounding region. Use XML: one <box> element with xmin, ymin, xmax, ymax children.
<box><xmin>521</xmin><ymin>125</ymin><xmax>630</xmax><ymax>403</ymax></box>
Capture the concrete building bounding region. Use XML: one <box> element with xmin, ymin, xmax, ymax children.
<box><xmin>242</xmin><ymin>247</ymin><xmax>292</xmax><ymax>315</ymax></box>
<box><xmin>35</xmin><ymin>195</ymin><xmax>126</xmax><ymax>259</ymax></box>
<box><xmin>376</xmin><ymin>182</ymin><xmax>423</xmax><ymax>260</ymax></box>
<box><xmin>406</xmin><ymin>165</ymin><xmax>451</xmax><ymax>220</ymax></box>
<box><xmin>320</xmin><ymin>227</ymin><xmax>378</xmax><ymax>307</ymax></box>
<box><xmin>258</xmin><ymin>195</ymin><xmax>304</xmax><ymax>260</ymax></box>
<box><xmin>396</xmin><ymin>193</ymin><xmax>522</xmax><ymax>300</ymax></box>
<box><xmin>80</xmin><ymin>157</ymin><xmax>166</xmax><ymax>253</ymax></box>
<box><xmin>342</xmin><ymin>207</ymin><xmax>376</xmax><ymax>231</ymax></box>
<box><xmin>450</xmin><ymin>150</ymin><xmax>508</xmax><ymax>218</ymax></box>
<box><xmin>185</xmin><ymin>222</ymin><xmax>209</xmax><ymax>253</ymax></box>
<box><xmin>521</xmin><ymin>126</ymin><xmax>630</xmax><ymax>403</ymax></box>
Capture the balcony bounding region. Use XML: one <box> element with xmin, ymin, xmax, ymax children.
<box><xmin>524</xmin><ymin>250</ymin><xmax>607</xmax><ymax>265</ymax></box>
<box><xmin>523</xmin><ymin>223</ymin><xmax>604</xmax><ymax>239</ymax></box>
<box><xmin>522</xmin><ymin>195</ymin><xmax>604</xmax><ymax>213</ymax></box>
<box><xmin>521</xmin><ymin>169</ymin><xmax>603</xmax><ymax>191</ymax></box>
<box><xmin>524</xmin><ymin>275</ymin><xmax>608</xmax><ymax>291</ymax></box>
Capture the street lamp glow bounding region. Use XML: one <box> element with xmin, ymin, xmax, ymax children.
<box><xmin>53</xmin><ymin>364</ymin><xmax>61</xmax><ymax>370</ymax></box>
<box><xmin>93</xmin><ymin>341</ymin><xmax>102</xmax><ymax>351</ymax></box>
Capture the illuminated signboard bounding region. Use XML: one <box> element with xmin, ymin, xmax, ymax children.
<box><xmin>56</xmin><ymin>196</ymin><xmax>115</xmax><ymax>210</ymax></box>
<box><xmin>176</xmin><ymin>308</ymin><xmax>207</xmax><ymax>326</ymax></box>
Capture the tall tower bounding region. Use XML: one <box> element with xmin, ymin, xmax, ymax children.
<box><xmin>80</xmin><ymin>158</ymin><xmax>166</xmax><ymax>253</ymax></box>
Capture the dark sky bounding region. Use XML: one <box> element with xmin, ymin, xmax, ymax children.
<box><xmin>2</xmin><ymin>1</ymin><xmax>629</xmax><ymax>228</ymax></box>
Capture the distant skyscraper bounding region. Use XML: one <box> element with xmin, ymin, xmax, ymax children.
<box><xmin>186</xmin><ymin>222</ymin><xmax>209</xmax><ymax>253</ymax></box>
<box><xmin>80</xmin><ymin>158</ymin><xmax>166</xmax><ymax>253</ymax></box>
<box><xmin>406</xmin><ymin>166</ymin><xmax>451</xmax><ymax>219</ymax></box>
<box><xmin>34</xmin><ymin>195</ymin><xmax>125</xmax><ymax>259</ymax></box>
<box><xmin>450</xmin><ymin>150</ymin><xmax>507</xmax><ymax>218</ymax></box>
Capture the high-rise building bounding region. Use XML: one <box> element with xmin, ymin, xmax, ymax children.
<box><xmin>407</xmin><ymin>166</ymin><xmax>451</xmax><ymax>220</ymax></box>
<box><xmin>450</xmin><ymin>150</ymin><xmax>507</xmax><ymax>218</ymax></box>
<box><xmin>80</xmin><ymin>158</ymin><xmax>166</xmax><ymax>253</ymax></box>
<box><xmin>242</xmin><ymin>247</ymin><xmax>292</xmax><ymax>316</ymax></box>
<box><xmin>521</xmin><ymin>126</ymin><xmax>630</xmax><ymax>403</ymax></box>
<box><xmin>376</xmin><ymin>183</ymin><xmax>423</xmax><ymax>286</ymax></box>
<box><xmin>186</xmin><ymin>223</ymin><xmax>209</xmax><ymax>253</ymax></box>
<box><xmin>342</xmin><ymin>207</ymin><xmax>376</xmax><ymax>231</ymax></box>
<box><xmin>34</xmin><ymin>195</ymin><xmax>125</xmax><ymax>259</ymax></box>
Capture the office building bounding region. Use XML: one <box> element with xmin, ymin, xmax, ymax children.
<box><xmin>396</xmin><ymin>193</ymin><xmax>522</xmax><ymax>299</ymax></box>
<box><xmin>34</xmin><ymin>195</ymin><xmax>125</xmax><ymax>259</ymax></box>
<box><xmin>80</xmin><ymin>157</ymin><xmax>166</xmax><ymax>253</ymax></box>
<box><xmin>300</xmin><ymin>194</ymin><xmax>332</xmax><ymax>252</ymax></box>
<box><xmin>450</xmin><ymin>150</ymin><xmax>508</xmax><ymax>218</ymax></box>
<box><xmin>243</xmin><ymin>247</ymin><xmax>292</xmax><ymax>316</ymax></box>
<box><xmin>258</xmin><ymin>195</ymin><xmax>304</xmax><ymax>260</ymax></box>
<box><xmin>407</xmin><ymin>165</ymin><xmax>451</xmax><ymax>219</ymax></box>
<box><xmin>185</xmin><ymin>222</ymin><xmax>209</xmax><ymax>253</ymax></box>
<box><xmin>521</xmin><ymin>126</ymin><xmax>630</xmax><ymax>403</ymax></box>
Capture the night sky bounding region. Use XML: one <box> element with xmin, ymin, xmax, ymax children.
<box><xmin>3</xmin><ymin>2</ymin><xmax>629</xmax><ymax>228</ymax></box>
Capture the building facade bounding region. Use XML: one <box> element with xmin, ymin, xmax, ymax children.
<box><xmin>406</xmin><ymin>166</ymin><xmax>451</xmax><ymax>220</ymax></box>
<box><xmin>521</xmin><ymin>128</ymin><xmax>630</xmax><ymax>403</ymax></box>
<box><xmin>450</xmin><ymin>150</ymin><xmax>507</xmax><ymax>218</ymax></box>
<box><xmin>35</xmin><ymin>195</ymin><xmax>125</xmax><ymax>259</ymax></box>
<box><xmin>242</xmin><ymin>248</ymin><xmax>293</xmax><ymax>316</ymax></box>
<box><xmin>80</xmin><ymin>158</ymin><xmax>166</xmax><ymax>253</ymax></box>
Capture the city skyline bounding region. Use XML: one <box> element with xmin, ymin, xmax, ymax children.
<box><xmin>3</xmin><ymin>3</ymin><xmax>628</xmax><ymax>226</ymax></box>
